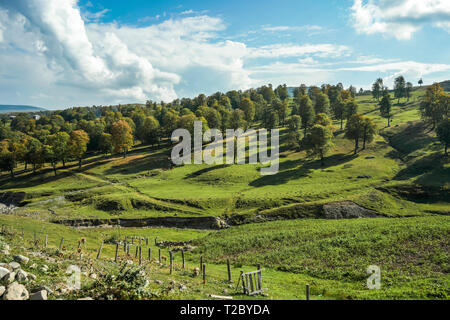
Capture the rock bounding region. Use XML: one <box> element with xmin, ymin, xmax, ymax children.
<box><xmin>357</xmin><ymin>175</ymin><xmax>372</xmax><ymax>179</ymax></box>
<box><xmin>14</xmin><ymin>255</ymin><xmax>29</xmax><ymax>265</ymax></box>
<box><xmin>0</xmin><ymin>286</ymin><xmax>5</xmax><ymax>297</ymax></box>
<box><xmin>365</xmin><ymin>156</ymin><xmax>376</xmax><ymax>159</ymax></box>
<box><xmin>154</xmin><ymin>280</ymin><xmax>163</xmax><ymax>285</ymax></box>
<box><xmin>2</xmin><ymin>244</ymin><xmax>10</xmax><ymax>251</ymax></box>
<box><xmin>30</xmin><ymin>290</ymin><xmax>48</xmax><ymax>300</ymax></box>
<box><xmin>3</xmin><ymin>272</ymin><xmax>15</xmax><ymax>285</ymax></box>
<box><xmin>322</xmin><ymin>201</ymin><xmax>380</xmax><ymax>219</ymax></box>
<box><xmin>32</xmin><ymin>285</ymin><xmax>53</xmax><ymax>295</ymax></box>
<box><xmin>28</xmin><ymin>273</ymin><xmax>37</xmax><ymax>281</ymax></box>
<box><xmin>0</xmin><ymin>249</ymin><xmax>9</xmax><ymax>255</ymax></box>
<box><xmin>9</xmin><ymin>261</ymin><xmax>21</xmax><ymax>270</ymax></box>
<box><xmin>179</xmin><ymin>284</ymin><xmax>187</xmax><ymax>291</ymax></box>
<box><xmin>3</xmin><ymin>282</ymin><xmax>29</xmax><ymax>300</ymax></box>
<box><xmin>89</xmin><ymin>273</ymin><xmax>97</xmax><ymax>280</ymax></box>
<box><xmin>15</xmin><ymin>269</ymin><xmax>28</xmax><ymax>282</ymax></box>
<box><xmin>78</xmin><ymin>297</ymin><xmax>94</xmax><ymax>300</ymax></box>
<box><xmin>0</xmin><ymin>266</ymin><xmax>10</xmax><ymax>280</ymax></box>
<box><xmin>40</xmin><ymin>265</ymin><xmax>49</xmax><ymax>272</ymax></box>
<box><xmin>193</xmin><ymin>267</ymin><xmax>200</xmax><ymax>277</ymax></box>
<box><xmin>30</xmin><ymin>263</ymin><xmax>37</xmax><ymax>269</ymax></box>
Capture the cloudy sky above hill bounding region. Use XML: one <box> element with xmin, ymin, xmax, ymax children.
<box><xmin>0</xmin><ymin>0</ymin><xmax>449</xmax><ymax>109</ymax></box>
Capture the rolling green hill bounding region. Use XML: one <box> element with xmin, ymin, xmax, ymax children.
<box><xmin>0</xmin><ymin>87</ymin><xmax>449</xmax><ymax>300</ymax></box>
<box><xmin>0</xmin><ymin>105</ymin><xmax>46</xmax><ymax>114</ymax></box>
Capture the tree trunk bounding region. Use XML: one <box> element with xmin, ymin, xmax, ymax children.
<box><xmin>62</xmin><ymin>159</ymin><xmax>66</xmax><ymax>168</ymax></box>
<box><xmin>10</xmin><ymin>168</ymin><xmax>14</xmax><ymax>178</ymax></box>
<box><xmin>340</xmin><ymin>118</ymin><xmax>343</xmax><ymax>130</ymax></box>
<box><xmin>354</xmin><ymin>138</ymin><xmax>359</xmax><ymax>155</ymax></box>
<box><xmin>363</xmin><ymin>127</ymin><xmax>367</xmax><ymax>150</ymax></box>
<box><xmin>52</xmin><ymin>163</ymin><xmax>57</xmax><ymax>176</ymax></box>
<box><xmin>78</xmin><ymin>158</ymin><xmax>82</xmax><ymax>169</ymax></box>
<box><xmin>387</xmin><ymin>117</ymin><xmax>390</xmax><ymax>127</ymax></box>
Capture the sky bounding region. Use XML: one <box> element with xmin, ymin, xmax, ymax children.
<box><xmin>0</xmin><ymin>0</ymin><xmax>449</xmax><ymax>110</ymax></box>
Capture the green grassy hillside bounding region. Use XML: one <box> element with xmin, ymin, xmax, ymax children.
<box><xmin>0</xmin><ymin>87</ymin><xmax>449</xmax><ymax>300</ymax></box>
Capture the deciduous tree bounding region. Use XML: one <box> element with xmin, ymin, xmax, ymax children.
<box><xmin>69</xmin><ymin>130</ymin><xmax>90</xmax><ymax>169</ymax></box>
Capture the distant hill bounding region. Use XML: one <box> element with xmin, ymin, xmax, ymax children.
<box><xmin>439</xmin><ymin>80</ymin><xmax>450</xmax><ymax>91</ymax></box>
<box><xmin>0</xmin><ymin>105</ymin><xmax>46</xmax><ymax>114</ymax></box>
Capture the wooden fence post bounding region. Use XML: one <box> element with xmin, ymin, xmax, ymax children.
<box><xmin>169</xmin><ymin>251</ymin><xmax>173</xmax><ymax>274</ymax></box>
<box><xmin>44</xmin><ymin>234</ymin><xmax>48</xmax><ymax>248</ymax></box>
<box><xmin>158</xmin><ymin>248</ymin><xmax>161</xmax><ymax>262</ymax></box>
<box><xmin>135</xmin><ymin>246</ymin><xmax>139</xmax><ymax>259</ymax></box>
<box><xmin>227</xmin><ymin>259</ymin><xmax>232</xmax><ymax>283</ymax></box>
<box><xmin>306</xmin><ymin>284</ymin><xmax>310</xmax><ymax>300</ymax></box>
<box><xmin>96</xmin><ymin>241</ymin><xmax>103</xmax><ymax>259</ymax></box>
<box><xmin>182</xmin><ymin>250</ymin><xmax>185</xmax><ymax>269</ymax></box>
<box><xmin>114</xmin><ymin>243</ymin><xmax>119</xmax><ymax>262</ymax></box>
<box><xmin>148</xmin><ymin>247</ymin><xmax>151</xmax><ymax>261</ymax></box>
<box><xmin>59</xmin><ymin>237</ymin><xmax>64</xmax><ymax>251</ymax></box>
<box><xmin>203</xmin><ymin>264</ymin><xmax>206</xmax><ymax>285</ymax></box>
<box><xmin>139</xmin><ymin>246</ymin><xmax>142</xmax><ymax>265</ymax></box>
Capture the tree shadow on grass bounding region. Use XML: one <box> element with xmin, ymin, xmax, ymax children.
<box><xmin>249</xmin><ymin>152</ymin><xmax>357</xmax><ymax>187</ymax></box>
<box><xmin>102</xmin><ymin>149</ymin><xmax>172</xmax><ymax>176</ymax></box>
<box><xmin>184</xmin><ymin>164</ymin><xmax>231</xmax><ymax>179</ymax></box>
<box><xmin>393</xmin><ymin>152</ymin><xmax>449</xmax><ymax>188</ymax></box>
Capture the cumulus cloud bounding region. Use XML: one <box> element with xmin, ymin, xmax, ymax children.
<box><xmin>351</xmin><ymin>0</ymin><xmax>450</xmax><ymax>40</ymax></box>
<box><xmin>0</xmin><ymin>0</ymin><xmax>252</xmax><ymax>106</ymax></box>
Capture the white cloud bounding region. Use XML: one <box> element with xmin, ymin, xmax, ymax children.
<box><xmin>0</xmin><ymin>0</ymin><xmax>252</xmax><ymax>106</ymax></box>
<box><xmin>338</xmin><ymin>60</ymin><xmax>450</xmax><ymax>86</ymax></box>
<box><xmin>246</xmin><ymin>43</ymin><xmax>351</xmax><ymax>59</ymax></box>
<box><xmin>262</xmin><ymin>25</ymin><xmax>323</xmax><ymax>32</ymax></box>
<box><xmin>351</xmin><ymin>0</ymin><xmax>450</xmax><ymax>40</ymax></box>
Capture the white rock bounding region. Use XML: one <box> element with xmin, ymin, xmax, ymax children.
<box><xmin>0</xmin><ymin>286</ymin><xmax>5</xmax><ymax>297</ymax></box>
<box><xmin>28</xmin><ymin>273</ymin><xmax>36</xmax><ymax>281</ymax></box>
<box><xmin>89</xmin><ymin>273</ymin><xmax>97</xmax><ymax>280</ymax></box>
<box><xmin>14</xmin><ymin>255</ymin><xmax>29</xmax><ymax>265</ymax></box>
<box><xmin>78</xmin><ymin>297</ymin><xmax>94</xmax><ymax>300</ymax></box>
<box><xmin>9</xmin><ymin>261</ymin><xmax>21</xmax><ymax>270</ymax></box>
<box><xmin>15</xmin><ymin>269</ymin><xmax>28</xmax><ymax>282</ymax></box>
<box><xmin>3</xmin><ymin>271</ymin><xmax>15</xmax><ymax>285</ymax></box>
<box><xmin>30</xmin><ymin>290</ymin><xmax>48</xmax><ymax>300</ymax></box>
<box><xmin>3</xmin><ymin>282</ymin><xmax>29</xmax><ymax>300</ymax></box>
<box><xmin>0</xmin><ymin>266</ymin><xmax>10</xmax><ymax>280</ymax></box>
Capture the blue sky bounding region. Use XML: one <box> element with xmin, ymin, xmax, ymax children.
<box><xmin>0</xmin><ymin>0</ymin><xmax>449</xmax><ymax>109</ymax></box>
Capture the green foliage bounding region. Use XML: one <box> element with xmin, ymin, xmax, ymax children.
<box><xmin>380</xmin><ymin>93</ymin><xmax>393</xmax><ymax>127</ymax></box>
<box><xmin>436</xmin><ymin>118</ymin><xmax>450</xmax><ymax>155</ymax></box>
<box><xmin>304</xmin><ymin>124</ymin><xmax>334</xmax><ymax>165</ymax></box>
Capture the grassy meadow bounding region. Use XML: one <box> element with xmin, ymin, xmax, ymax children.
<box><xmin>0</xmin><ymin>86</ymin><xmax>449</xmax><ymax>300</ymax></box>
